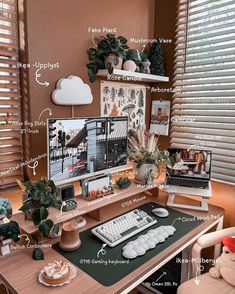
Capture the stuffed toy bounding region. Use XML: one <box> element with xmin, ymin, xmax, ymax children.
<box><xmin>209</xmin><ymin>236</ymin><xmax>235</xmax><ymax>286</ymax></box>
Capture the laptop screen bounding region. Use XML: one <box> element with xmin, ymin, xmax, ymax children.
<box><xmin>167</xmin><ymin>148</ymin><xmax>212</xmax><ymax>180</ymax></box>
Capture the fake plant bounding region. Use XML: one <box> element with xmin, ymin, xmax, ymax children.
<box><xmin>115</xmin><ymin>177</ymin><xmax>131</xmax><ymax>189</ymax></box>
<box><xmin>18</xmin><ymin>179</ymin><xmax>58</xmax><ymax>260</ymax></box>
<box><xmin>18</xmin><ymin>179</ymin><xmax>58</xmax><ymax>237</ymax></box>
<box><xmin>87</xmin><ymin>33</ymin><xmax>129</xmax><ymax>82</ymax></box>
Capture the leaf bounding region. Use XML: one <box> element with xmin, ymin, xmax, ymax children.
<box><xmin>40</xmin><ymin>207</ymin><xmax>48</xmax><ymax>221</ymax></box>
<box><xmin>31</xmin><ymin>208</ymin><xmax>41</xmax><ymax>226</ymax></box>
<box><xmin>39</xmin><ymin>219</ymin><xmax>53</xmax><ymax>236</ymax></box>
<box><xmin>32</xmin><ymin>248</ymin><xmax>44</xmax><ymax>260</ymax></box>
<box><xmin>19</xmin><ymin>202</ymin><xmax>31</xmax><ymax>212</ymax></box>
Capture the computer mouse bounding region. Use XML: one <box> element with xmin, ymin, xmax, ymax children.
<box><xmin>152</xmin><ymin>208</ymin><xmax>169</xmax><ymax>218</ymax></box>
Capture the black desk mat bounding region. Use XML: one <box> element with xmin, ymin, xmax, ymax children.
<box><xmin>53</xmin><ymin>202</ymin><xmax>204</xmax><ymax>286</ymax></box>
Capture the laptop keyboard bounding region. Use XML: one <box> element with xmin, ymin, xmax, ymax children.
<box><xmin>166</xmin><ymin>177</ymin><xmax>209</xmax><ymax>189</ymax></box>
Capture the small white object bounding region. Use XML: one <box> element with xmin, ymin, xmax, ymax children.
<box><xmin>122</xmin><ymin>225</ymin><xmax>176</xmax><ymax>259</ymax></box>
<box><xmin>152</xmin><ymin>208</ymin><xmax>169</xmax><ymax>218</ymax></box>
<box><xmin>156</xmin><ymin>233</ymin><xmax>166</xmax><ymax>243</ymax></box>
<box><xmin>133</xmin><ymin>245</ymin><xmax>146</xmax><ymax>256</ymax></box>
<box><xmin>1</xmin><ymin>244</ymin><xmax>11</xmax><ymax>256</ymax></box>
<box><xmin>123</xmin><ymin>60</ymin><xmax>136</xmax><ymax>72</ymax></box>
<box><xmin>52</xmin><ymin>75</ymin><xmax>93</xmax><ymax>105</ymax></box>
<box><xmin>145</xmin><ymin>239</ymin><xmax>156</xmax><ymax>249</ymax></box>
<box><xmin>122</xmin><ymin>248</ymin><xmax>138</xmax><ymax>259</ymax></box>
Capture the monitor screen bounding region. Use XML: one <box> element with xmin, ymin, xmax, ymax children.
<box><xmin>167</xmin><ymin>148</ymin><xmax>212</xmax><ymax>180</ymax></box>
<box><xmin>47</xmin><ymin>116</ymin><xmax>128</xmax><ymax>184</ymax></box>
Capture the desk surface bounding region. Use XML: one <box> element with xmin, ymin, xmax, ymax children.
<box><xmin>0</xmin><ymin>192</ymin><xmax>224</xmax><ymax>294</ymax></box>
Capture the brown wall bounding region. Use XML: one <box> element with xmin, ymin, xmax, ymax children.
<box><xmin>21</xmin><ymin>0</ymin><xmax>157</xmax><ymax>179</ymax></box>
<box><xmin>153</xmin><ymin>0</ymin><xmax>177</xmax><ymax>150</ymax></box>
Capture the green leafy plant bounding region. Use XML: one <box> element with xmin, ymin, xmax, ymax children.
<box><xmin>128</xmin><ymin>128</ymin><xmax>171</xmax><ymax>170</ymax></box>
<box><xmin>115</xmin><ymin>177</ymin><xmax>131</xmax><ymax>189</ymax></box>
<box><xmin>18</xmin><ymin>179</ymin><xmax>57</xmax><ymax>237</ymax></box>
<box><xmin>87</xmin><ymin>34</ymin><xmax>129</xmax><ymax>82</ymax></box>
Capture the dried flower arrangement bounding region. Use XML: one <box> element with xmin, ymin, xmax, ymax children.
<box><xmin>128</xmin><ymin>128</ymin><xmax>171</xmax><ymax>170</ymax></box>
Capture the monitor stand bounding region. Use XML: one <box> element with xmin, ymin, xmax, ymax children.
<box><xmin>167</xmin><ymin>193</ymin><xmax>209</xmax><ymax>212</ymax></box>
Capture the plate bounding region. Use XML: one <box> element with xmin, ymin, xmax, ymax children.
<box><xmin>38</xmin><ymin>263</ymin><xmax>77</xmax><ymax>287</ymax></box>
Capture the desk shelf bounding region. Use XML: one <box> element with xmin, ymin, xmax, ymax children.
<box><xmin>97</xmin><ymin>69</ymin><xmax>169</xmax><ymax>82</ymax></box>
<box><xmin>13</xmin><ymin>181</ymin><xmax>160</xmax><ymax>235</ymax></box>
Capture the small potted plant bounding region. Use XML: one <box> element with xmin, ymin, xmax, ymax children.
<box><xmin>87</xmin><ymin>33</ymin><xmax>129</xmax><ymax>82</ymax></box>
<box><xmin>128</xmin><ymin>128</ymin><xmax>171</xmax><ymax>184</ymax></box>
<box><xmin>115</xmin><ymin>177</ymin><xmax>132</xmax><ymax>189</ymax></box>
<box><xmin>17</xmin><ymin>179</ymin><xmax>58</xmax><ymax>260</ymax></box>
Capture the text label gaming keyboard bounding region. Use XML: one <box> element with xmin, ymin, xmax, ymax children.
<box><xmin>91</xmin><ymin>209</ymin><xmax>157</xmax><ymax>247</ymax></box>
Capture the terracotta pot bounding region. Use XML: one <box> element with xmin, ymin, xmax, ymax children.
<box><xmin>59</xmin><ymin>217</ymin><xmax>86</xmax><ymax>251</ymax></box>
<box><xmin>133</xmin><ymin>163</ymin><xmax>158</xmax><ymax>184</ymax></box>
<box><xmin>105</xmin><ymin>54</ymin><xmax>123</xmax><ymax>69</ymax></box>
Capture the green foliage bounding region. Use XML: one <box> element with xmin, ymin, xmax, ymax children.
<box><xmin>0</xmin><ymin>221</ymin><xmax>20</xmax><ymax>242</ymax></box>
<box><xmin>19</xmin><ymin>178</ymin><xmax>57</xmax><ymax>237</ymax></box>
<box><xmin>19</xmin><ymin>178</ymin><xmax>58</xmax><ymax>211</ymax></box>
<box><xmin>87</xmin><ymin>34</ymin><xmax>129</xmax><ymax>82</ymax></box>
<box><xmin>116</xmin><ymin>177</ymin><xmax>131</xmax><ymax>189</ymax></box>
<box><xmin>32</xmin><ymin>248</ymin><xmax>44</xmax><ymax>260</ymax></box>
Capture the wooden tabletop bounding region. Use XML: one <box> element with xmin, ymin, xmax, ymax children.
<box><xmin>0</xmin><ymin>192</ymin><xmax>224</xmax><ymax>294</ymax></box>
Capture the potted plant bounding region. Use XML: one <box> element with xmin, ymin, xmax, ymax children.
<box><xmin>18</xmin><ymin>179</ymin><xmax>58</xmax><ymax>236</ymax></box>
<box><xmin>128</xmin><ymin>128</ymin><xmax>171</xmax><ymax>184</ymax></box>
<box><xmin>17</xmin><ymin>179</ymin><xmax>58</xmax><ymax>260</ymax></box>
<box><xmin>87</xmin><ymin>33</ymin><xmax>129</xmax><ymax>82</ymax></box>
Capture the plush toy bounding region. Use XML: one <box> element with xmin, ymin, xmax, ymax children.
<box><xmin>209</xmin><ymin>236</ymin><xmax>235</xmax><ymax>286</ymax></box>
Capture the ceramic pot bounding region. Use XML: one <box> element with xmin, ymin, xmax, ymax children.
<box><xmin>141</xmin><ymin>59</ymin><xmax>151</xmax><ymax>74</ymax></box>
<box><xmin>105</xmin><ymin>54</ymin><xmax>123</xmax><ymax>69</ymax></box>
<box><xmin>133</xmin><ymin>163</ymin><xmax>158</xmax><ymax>184</ymax></box>
<box><xmin>59</xmin><ymin>217</ymin><xmax>86</xmax><ymax>251</ymax></box>
<box><xmin>123</xmin><ymin>60</ymin><xmax>136</xmax><ymax>72</ymax></box>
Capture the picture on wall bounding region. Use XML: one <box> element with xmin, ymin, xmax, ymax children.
<box><xmin>150</xmin><ymin>100</ymin><xmax>170</xmax><ymax>136</ymax></box>
<box><xmin>100</xmin><ymin>81</ymin><xmax>146</xmax><ymax>129</ymax></box>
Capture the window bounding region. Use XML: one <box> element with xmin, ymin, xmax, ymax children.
<box><xmin>0</xmin><ymin>0</ymin><xmax>23</xmax><ymax>189</ymax></box>
<box><xmin>171</xmin><ymin>0</ymin><xmax>235</xmax><ymax>183</ymax></box>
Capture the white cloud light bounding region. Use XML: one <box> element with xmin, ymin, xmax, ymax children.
<box><xmin>52</xmin><ymin>75</ymin><xmax>93</xmax><ymax>105</ymax></box>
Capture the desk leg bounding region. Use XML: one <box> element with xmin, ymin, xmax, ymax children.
<box><xmin>181</xmin><ymin>243</ymin><xmax>194</xmax><ymax>283</ymax></box>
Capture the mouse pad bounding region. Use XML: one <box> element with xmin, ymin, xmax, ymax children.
<box><xmin>53</xmin><ymin>202</ymin><xmax>204</xmax><ymax>286</ymax></box>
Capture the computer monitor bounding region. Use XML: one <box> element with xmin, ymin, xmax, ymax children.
<box><xmin>167</xmin><ymin>148</ymin><xmax>212</xmax><ymax>180</ymax></box>
<box><xmin>47</xmin><ymin>116</ymin><xmax>128</xmax><ymax>185</ymax></box>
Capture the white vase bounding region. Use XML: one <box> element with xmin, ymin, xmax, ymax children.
<box><xmin>105</xmin><ymin>54</ymin><xmax>123</xmax><ymax>69</ymax></box>
<box><xmin>133</xmin><ymin>163</ymin><xmax>158</xmax><ymax>184</ymax></box>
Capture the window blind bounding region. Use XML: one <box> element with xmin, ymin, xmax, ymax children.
<box><xmin>171</xmin><ymin>0</ymin><xmax>235</xmax><ymax>183</ymax></box>
<box><xmin>0</xmin><ymin>0</ymin><xmax>23</xmax><ymax>189</ymax></box>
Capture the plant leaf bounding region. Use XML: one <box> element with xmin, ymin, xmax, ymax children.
<box><xmin>39</xmin><ymin>219</ymin><xmax>53</xmax><ymax>236</ymax></box>
<box><xmin>40</xmin><ymin>207</ymin><xmax>48</xmax><ymax>221</ymax></box>
<box><xmin>31</xmin><ymin>208</ymin><xmax>41</xmax><ymax>226</ymax></box>
<box><xmin>32</xmin><ymin>248</ymin><xmax>44</xmax><ymax>260</ymax></box>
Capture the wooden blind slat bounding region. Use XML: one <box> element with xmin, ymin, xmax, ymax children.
<box><xmin>0</xmin><ymin>145</ymin><xmax>22</xmax><ymax>153</ymax></box>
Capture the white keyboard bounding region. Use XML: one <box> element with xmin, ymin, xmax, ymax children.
<box><xmin>122</xmin><ymin>225</ymin><xmax>176</xmax><ymax>259</ymax></box>
<box><xmin>91</xmin><ymin>209</ymin><xmax>157</xmax><ymax>247</ymax></box>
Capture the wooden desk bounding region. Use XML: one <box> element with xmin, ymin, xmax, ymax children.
<box><xmin>0</xmin><ymin>192</ymin><xmax>224</xmax><ymax>294</ymax></box>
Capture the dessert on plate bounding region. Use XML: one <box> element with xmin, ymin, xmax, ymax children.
<box><xmin>43</xmin><ymin>260</ymin><xmax>71</xmax><ymax>285</ymax></box>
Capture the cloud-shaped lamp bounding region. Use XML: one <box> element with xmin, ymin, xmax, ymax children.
<box><xmin>52</xmin><ymin>75</ymin><xmax>93</xmax><ymax>105</ymax></box>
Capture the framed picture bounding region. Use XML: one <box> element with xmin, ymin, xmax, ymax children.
<box><xmin>150</xmin><ymin>100</ymin><xmax>171</xmax><ymax>136</ymax></box>
<box><xmin>100</xmin><ymin>81</ymin><xmax>146</xmax><ymax>129</ymax></box>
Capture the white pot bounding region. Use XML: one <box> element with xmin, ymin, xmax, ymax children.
<box><xmin>133</xmin><ymin>163</ymin><xmax>158</xmax><ymax>184</ymax></box>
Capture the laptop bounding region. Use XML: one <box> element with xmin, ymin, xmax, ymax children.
<box><xmin>164</xmin><ymin>148</ymin><xmax>212</xmax><ymax>197</ymax></box>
